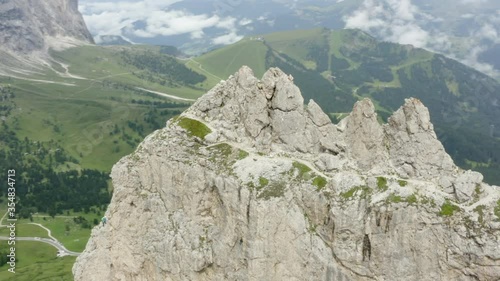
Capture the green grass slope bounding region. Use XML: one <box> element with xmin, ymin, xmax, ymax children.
<box><xmin>194</xmin><ymin>38</ymin><xmax>269</xmax><ymax>80</ymax></box>
<box><xmin>0</xmin><ymin>241</ymin><xmax>75</xmax><ymax>281</ymax></box>
<box><xmin>2</xmin><ymin>77</ymin><xmax>185</xmax><ymax>171</ymax></box>
<box><xmin>1</xmin><ymin>44</ymin><xmax>208</xmax><ymax>279</ymax></box>
<box><xmin>0</xmin><ymin>46</ymin><xmax>204</xmax><ymax>231</ymax></box>
<box><xmin>2</xmin><ymin>45</ymin><xmax>204</xmax><ymax>171</ymax></box>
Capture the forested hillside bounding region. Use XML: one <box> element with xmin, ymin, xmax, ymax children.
<box><xmin>0</xmin><ymin>47</ymin><xmax>195</xmax><ymax>218</ymax></box>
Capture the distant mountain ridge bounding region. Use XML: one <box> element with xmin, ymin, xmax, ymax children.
<box><xmin>80</xmin><ymin>0</ymin><xmax>500</xmax><ymax>79</ymax></box>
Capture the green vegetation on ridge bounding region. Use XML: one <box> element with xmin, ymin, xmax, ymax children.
<box><xmin>195</xmin><ymin>39</ymin><xmax>269</xmax><ymax>79</ymax></box>
<box><xmin>176</xmin><ymin>117</ymin><xmax>211</xmax><ymax>139</ymax></box>
<box><xmin>439</xmin><ymin>200</ymin><xmax>461</xmax><ymax>216</ymax></box>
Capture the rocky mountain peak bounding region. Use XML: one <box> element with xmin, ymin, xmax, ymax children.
<box><xmin>73</xmin><ymin>66</ymin><xmax>500</xmax><ymax>281</ymax></box>
<box><xmin>0</xmin><ymin>0</ymin><xmax>93</xmax><ymax>54</ymax></box>
<box><xmin>188</xmin><ymin>66</ymin><xmax>453</xmax><ymax>179</ymax></box>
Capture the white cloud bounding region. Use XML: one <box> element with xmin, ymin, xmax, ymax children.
<box><xmin>344</xmin><ymin>0</ymin><xmax>430</xmax><ymax>48</ymax></box>
<box><xmin>216</xmin><ymin>17</ymin><xmax>237</xmax><ymax>30</ymax></box>
<box><xmin>80</xmin><ymin>0</ymin><xmax>241</xmax><ymax>45</ymax></box>
<box><xmin>462</xmin><ymin>46</ymin><xmax>497</xmax><ymax>74</ymax></box>
<box><xmin>460</xmin><ymin>0</ymin><xmax>490</xmax><ymax>4</ymax></box>
<box><xmin>476</xmin><ymin>24</ymin><xmax>499</xmax><ymax>43</ymax></box>
<box><xmin>388</xmin><ymin>0</ymin><xmax>417</xmax><ymax>21</ymax></box>
<box><xmin>212</xmin><ymin>32</ymin><xmax>243</xmax><ymax>45</ymax></box>
<box><xmin>387</xmin><ymin>24</ymin><xmax>429</xmax><ymax>47</ymax></box>
<box><xmin>132</xmin><ymin>11</ymin><xmax>222</xmax><ymax>38</ymax></box>
<box><xmin>343</xmin><ymin>0</ymin><xmax>500</xmax><ymax>78</ymax></box>
<box><xmin>239</xmin><ymin>18</ymin><xmax>253</xmax><ymax>26</ymax></box>
<box><xmin>344</xmin><ymin>1</ymin><xmax>385</xmax><ymax>29</ymax></box>
<box><xmin>190</xmin><ymin>30</ymin><xmax>205</xmax><ymax>39</ymax></box>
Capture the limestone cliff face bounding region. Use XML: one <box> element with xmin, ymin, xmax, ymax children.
<box><xmin>0</xmin><ymin>0</ymin><xmax>93</xmax><ymax>53</ymax></box>
<box><xmin>73</xmin><ymin>67</ymin><xmax>500</xmax><ymax>281</ymax></box>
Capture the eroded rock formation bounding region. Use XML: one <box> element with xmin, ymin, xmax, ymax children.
<box><xmin>0</xmin><ymin>0</ymin><xmax>93</xmax><ymax>53</ymax></box>
<box><xmin>73</xmin><ymin>66</ymin><xmax>500</xmax><ymax>281</ymax></box>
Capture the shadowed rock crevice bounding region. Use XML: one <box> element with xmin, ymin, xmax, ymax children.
<box><xmin>362</xmin><ymin>234</ymin><xmax>371</xmax><ymax>261</ymax></box>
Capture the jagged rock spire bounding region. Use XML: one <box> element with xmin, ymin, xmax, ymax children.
<box><xmin>190</xmin><ymin>66</ymin><xmax>456</xmax><ymax>179</ymax></box>
<box><xmin>385</xmin><ymin>98</ymin><xmax>455</xmax><ymax>178</ymax></box>
<box><xmin>74</xmin><ymin>66</ymin><xmax>500</xmax><ymax>281</ymax></box>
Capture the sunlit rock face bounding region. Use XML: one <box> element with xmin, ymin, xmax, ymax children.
<box><xmin>0</xmin><ymin>0</ymin><xmax>93</xmax><ymax>54</ymax></box>
<box><xmin>74</xmin><ymin>66</ymin><xmax>500</xmax><ymax>281</ymax></box>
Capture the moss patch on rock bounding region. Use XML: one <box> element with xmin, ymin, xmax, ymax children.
<box><xmin>494</xmin><ymin>200</ymin><xmax>500</xmax><ymax>220</ymax></box>
<box><xmin>340</xmin><ymin>186</ymin><xmax>371</xmax><ymax>200</ymax></box>
<box><xmin>289</xmin><ymin>161</ymin><xmax>328</xmax><ymax>190</ymax></box>
<box><xmin>474</xmin><ymin>205</ymin><xmax>486</xmax><ymax>225</ymax></box>
<box><xmin>257</xmin><ymin>181</ymin><xmax>287</xmax><ymax>200</ymax></box>
<box><xmin>238</xmin><ymin>150</ymin><xmax>249</xmax><ymax>160</ymax></box>
<box><xmin>406</xmin><ymin>194</ymin><xmax>418</xmax><ymax>204</ymax></box>
<box><xmin>312</xmin><ymin>176</ymin><xmax>327</xmax><ymax>190</ymax></box>
<box><xmin>208</xmin><ymin>143</ymin><xmax>249</xmax><ymax>174</ymax></box>
<box><xmin>387</xmin><ymin>194</ymin><xmax>403</xmax><ymax>203</ymax></box>
<box><xmin>377</xmin><ymin>177</ymin><xmax>388</xmax><ymax>191</ymax></box>
<box><xmin>258</xmin><ymin>177</ymin><xmax>269</xmax><ymax>190</ymax></box>
<box><xmin>439</xmin><ymin>200</ymin><xmax>461</xmax><ymax>216</ymax></box>
<box><xmin>385</xmin><ymin>193</ymin><xmax>418</xmax><ymax>205</ymax></box>
<box><xmin>292</xmin><ymin>161</ymin><xmax>312</xmax><ymax>180</ymax></box>
<box><xmin>177</xmin><ymin>117</ymin><xmax>212</xmax><ymax>139</ymax></box>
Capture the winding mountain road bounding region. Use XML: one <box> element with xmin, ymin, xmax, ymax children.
<box><xmin>0</xmin><ymin>236</ymin><xmax>80</xmax><ymax>257</ymax></box>
<box><xmin>136</xmin><ymin>87</ymin><xmax>197</xmax><ymax>102</ymax></box>
<box><xmin>0</xmin><ymin>211</ymin><xmax>81</xmax><ymax>257</ymax></box>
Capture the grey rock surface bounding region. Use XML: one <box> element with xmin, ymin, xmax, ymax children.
<box><xmin>73</xmin><ymin>66</ymin><xmax>500</xmax><ymax>281</ymax></box>
<box><xmin>384</xmin><ymin>98</ymin><xmax>455</xmax><ymax>179</ymax></box>
<box><xmin>344</xmin><ymin>98</ymin><xmax>386</xmax><ymax>172</ymax></box>
<box><xmin>0</xmin><ymin>0</ymin><xmax>93</xmax><ymax>53</ymax></box>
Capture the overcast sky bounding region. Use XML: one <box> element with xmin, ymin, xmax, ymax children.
<box><xmin>343</xmin><ymin>0</ymin><xmax>499</xmax><ymax>76</ymax></box>
<box><xmin>79</xmin><ymin>0</ymin><xmax>246</xmax><ymax>45</ymax></box>
<box><xmin>79</xmin><ymin>0</ymin><xmax>499</xmax><ymax>76</ymax></box>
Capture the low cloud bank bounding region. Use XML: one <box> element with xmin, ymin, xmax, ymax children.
<box><xmin>344</xmin><ymin>0</ymin><xmax>499</xmax><ymax>77</ymax></box>
<box><xmin>80</xmin><ymin>0</ymin><xmax>243</xmax><ymax>46</ymax></box>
